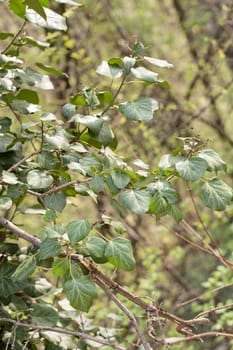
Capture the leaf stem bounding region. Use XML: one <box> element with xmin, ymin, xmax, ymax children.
<box><xmin>1</xmin><ymin>20</ymin><xmax>27</xmax><ymax>55</ymax></box>
<box><xmin>100</xmin><ymin>75</ymin><xmax>127</xmax><ymax>116</ymax></box>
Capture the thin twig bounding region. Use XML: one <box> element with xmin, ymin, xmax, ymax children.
<box><xmin>7</xmin><ymin>151</ymin><xmax>41</xmax><ymax>173</ymax></box>
<box><xmin>177</xmin><ymin>282</ymin><xmax>233</xmax><ymax>307</ymax></box>
<box><xmin>0</xmin><ymin>318</ymin><xmax>126</xmax><ymax>350</ymax></box>
<box><xmin>1</xmin><ymin>21</ymin><xmax>27</xmax><ymax>54</ymax></box>
<box><xmin>94</xmin><ymin>278</ymin><xmax>151</xmax><ymax>350</ymax></box>
<box><xmin>195</xmin><ymin>303</ymin><xmax>233</xmax><ymax>319</ymax></box>
<box><xmin>165</xmin><ymin>331</ymin><xmax>233</xmax><ymax>345</ymax></box>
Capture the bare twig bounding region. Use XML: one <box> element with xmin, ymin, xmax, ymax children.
<box><xmin>94</xmin><ymin>278</ymin><xmax>151</xmax><ymax>350</ymax></box>
<box><xmin>177</xmin><ymin>282</ymin><xmax>233</xmax><ymax>307</ymax></box>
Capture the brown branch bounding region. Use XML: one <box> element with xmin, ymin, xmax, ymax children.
<box><xmin>165</xmin><ymin>331</ymin><xmax>233</xmax><ymax>345</ymax></box>
<box><xmin>0</xmin><ymin>318</ymin><xmax>126</xmax><ymax>350</ymax></box>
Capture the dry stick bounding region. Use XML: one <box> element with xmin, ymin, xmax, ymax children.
<box><xmin>195</xmin><ymin>303</ymin><xmax>233</xmax><ymax>319</ymax></box>
<box><xmin>0</xmin><ymin>216</ymin><xmax>200</xmax><ymax>333</ymax></box>
<box><xmin>0</xmin><ymin>318</ymin><xmax>125</xmax><ymax>350</ymax></box>
<box><xmin>165</xmin><ymin>331</ymin><xmax>233</xmax><ymax>346</ymax></box>
<box><xmin>94</xmin><ymin>278</ymin><xmax>150</xmax><ymax>350</ymax></box>
<box><xmin>177</xmin><ymin>282</ymin><xmax>233</xmax><ymax>307</ymax></box>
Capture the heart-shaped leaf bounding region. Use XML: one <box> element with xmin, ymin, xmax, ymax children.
<box><xmin>201</xmin><ymin>178</ymin><xmax>232</xmax><ymax>211</ymax></box>
<box><xmin>119</xmin><ymin>97</ymin><xmax>159</xmax><ymax>122</ymax></box>
<box><xmin>119</xmin><ymin>189</ymin><xmax>150</xmax><ymax>214</ymax></box>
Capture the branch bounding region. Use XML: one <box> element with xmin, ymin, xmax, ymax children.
<box><xmin>165</xmin><ymin>331</ymin><xmax>233</xmax><ymax>345</ymax></box>
<box><xmin>1</xmin><ymin>21</ymin><xmax>27</xmax><ymax>54</ymax></box>
<box><xmin>94</xmin><ymin>278</ymin><xmax>151</xmax><ymax>350</ymax></box>
<box><xmin>0</xmin><ymin>318</ymin><xmax>126</xmax><ymax>350</ymax></box>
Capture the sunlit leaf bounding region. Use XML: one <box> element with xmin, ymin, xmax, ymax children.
<box><xmin>131</xmin><ymin>67</ymin><xmax>159</xmax><ymax>83</ymax></box>
<box><xmin>27</xmin><ymin>170</ymin><xmax>53</xmax><ymax>189</ymax></box>
<box><xmin>198</xmin><ymin>149</ymin><xmax>226</xmax><ymax>172</ymax></box>
<box><xmin>175</xmin><ymin>157</ymin><xmax>208</xmax><ymax>181</ymax></box>
<box><xmin>26</xmin><ymin>7</ymin><xmax>67</xmax><ymax>31</ymax></box>
<box><xmin>96</xmin><ymin>60</ymin><xmax>123</xmax><ymax>79</ymax></box>
<box><xmin>144</xmin><ymin>56</ymin><xmax>174</xmax><ymax>68</ymax></box>
<box><xmin>119</xmin><ymin>189</ymin><xmax>150</xmax><ymax>214</ymax></box>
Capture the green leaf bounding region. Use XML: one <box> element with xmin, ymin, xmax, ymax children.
<box><xmin>149</xmin><ymin>192</ymin><xmax>168</xmax><ymax>216</ymax></box>
<box><xmin>0</xmin><ymin>33</ymin><xmax>14</xmax><ymax>40</ymax></box>
<box><xmin>44</xmin><ymin>209</ymin><xmax>57</xmax><ymax>222</ymax></box>
<box><xmin>119</xmin><ymin>189</ymin><xmax>150</xmax><ymax>214</ymax></box>
<box><xmin>89</xmin><ymin>175</ymin><xmax>105</xmax><ymax>193</ymax></box>
<box><xmin>62</xmin><ymin>103</ymin><xmax>77</xmax><ymax>118</ymax></box>
<box><xmin>201</xmin><ymin>178</ymin><xmax>232</xmax><ymax>211</ymax></box>
<box><xmin>105</xmin><ymin>237</ymin><xmax>135</xmax><ymax>271</ymax></box>
<box><xmin>158</xmin><ymin>154</ymin><xmax>183</xmax><ymax>170</ymax></box>
<box><xmin>39</xmin><ymin>238</ymin><xmax>61</xmax><ymax>260</ymax></box>
<box><xmin>67</xmin><ymin>220</ymin><xmax>91</xmax><ymax>245</ymax></box>
<box><xmin>89</xmin><ymin>122</ymin><xmax>116</xmax><ymax>147</ymax></box>
<box><xmin>0</xmin><ymin>261</ymin><xmax>20</xmax><ymax>297</ymax></box>
<box><xmin>175</xmin><ymin>157</ymin><xmax>208</xmax><ymax>181</ymax></box>
<box><xmin>111</xmin><ymin>169</ymin><xmax>130</xmax><ymax>189</ymax></box>
<box><xmin>167</xmin><ymin>205</ymin><xmax>183</xmax><ymax>223</ymax></box>
<box><xmin>119</xmin><ymin>97</ymin><xmax>159</xmax><ymax>122</ymax></box>
<box><xmin>147</xmin><ymin>180</ymin><xmax>179</xmax><ymax>204</ymax></box>
<box><xmin>31</xmin><ymin>304</ymin><xmax>58</xmax><ymax>326</ymax></box>
<box><xmin>87</xmin><ymin>236</ymin><xmax>108</xmax><ymax>262</ymax></box>
<box><xmin>131</xmin><ymin>67</ymin><xmax>159</xmax><ymax>83</ymax></box>
<box><xmin>96</xmin><ymin>60</ymin><xmax>123</xmax><ymax>79</ymax></box>
<box><xmin>9</xmin><ymin>0</ymin><xmax>26</xmax><ymax>18</ymax></box>
<box><xmin>0</xmin><ymin>117</ymin><xmax>11</xmax><ymax>132</ymax></box>
<box><xmin>63</xmin><ymin>276</ymin><xmax>97</xmax><ymax>312</ymax></box>
<box><xmin>15</xmin><ymin>89</ymin><xmax>39</xmax><ymax>104</ymax></box>
<box><xmin>36</xmin><ymin>62</ymin><xmax>64</xmax><ymax>76</ymax></box>
<box><xmin>27</xmin><ymin>170</ymin><xmax>53</xmax><ymax>189</ymax></box>
<box><xmin>52</xmin><ymin>258</ymin><xmax>70</xmax><ymax>276</ymax></box>
<box><xmin>26</xmin><ymin>7</ymin><xmax>67</xmax><ymax>31</ymax></box>
<box><xmin>74</xmin><ymin>115</ymin><xmax>103</xmax><ymax>135</ymax></box>
<box><xmin>24</xmin><ymin>0</ymin><xmax>47</xmax><ymax>20</ymax></box>
<box><xmin>11</xmin><ymin>99</ymin><xmax>40</xmax><ymax>114</ymax></box>
<box><xmin>144</xmin><ymin>56</ymin><xmax>174</xmax><ymax>68</ymax></box>
<box><xmin>0</xmin><ymin>197</ymin><xmax>13</xmax><ymax>210</ymax></box>
<box><xmin>46</xmin><ymin>129</ymin><xmax>70</xmax><ymax>150</ymax></box>
<box><xmin>198</xmin><ymin>149</ymin><xmax>226</xmax><ymax>172</ymax></box>
<box><xmin>44</xmin><ymin>192</ymin><xmax>66</xmax><ymax>212</ymax></box>
<box><xmin>12</xmin><ymin>255</ymin><xmax>36</xmax><ymax>281</ymax></box>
